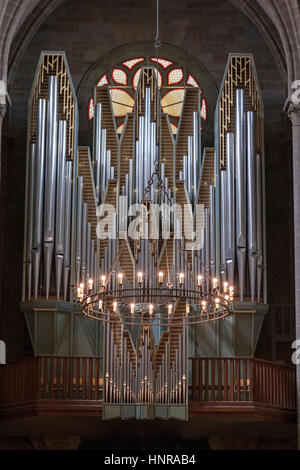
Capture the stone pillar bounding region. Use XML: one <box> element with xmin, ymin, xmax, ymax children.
<box><xmin>288</xmin><ymin>103</ymin><xmax>300</xmax><ymax>449</ymax></box>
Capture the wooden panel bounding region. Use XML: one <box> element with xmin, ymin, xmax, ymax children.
<box><xmin>197</xmin><ymin>148</ymin><xmax>215</xmax><ymax>208</ymax></box>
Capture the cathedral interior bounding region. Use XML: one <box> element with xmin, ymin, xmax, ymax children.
<box><xmin>0</xmin><ymin>0</ymin><xmax>299</xmax><ymax>452</ymax></box>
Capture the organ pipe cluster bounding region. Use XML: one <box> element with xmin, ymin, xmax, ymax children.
<box><xmin>25</xmin><ymin>76</ymin><xmax>73</xmax><ymax>301</ymax></box>
<box><xmin>218</xmin><ymin>89</ymin><xmax>264</xmax><ymax>301</ymax></box>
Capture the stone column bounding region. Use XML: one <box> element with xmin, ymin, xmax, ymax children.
<box><xmin>288</xmin><ymin>103</ymin><xmax>300</xmax><ymax>449</ymax></box>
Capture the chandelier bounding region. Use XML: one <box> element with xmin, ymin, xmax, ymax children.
<box><xmin>78</xmin><ymin>271</ymin><xmax>233</xmax><ymax>326</ymax></box>
<box><xmin>75</xmin><ymin>0</ymin><xmax>235</xmax><ymax>328</ymax></box>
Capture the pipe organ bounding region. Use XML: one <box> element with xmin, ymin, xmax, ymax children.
<box><xmin>22</xmin><ymin>52</ymin><xmax>267</xmax><ymax>419</ymax></box>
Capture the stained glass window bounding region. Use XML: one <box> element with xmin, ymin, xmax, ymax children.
<box><xmin>201</xmin><ymin>98</ymin><xmax>207</xmax><ymax>121</ymax></box>
<box><xmin>167</xmin><ymin>68</ymin><xmax>183</xmax><ymax>85</ymax></box>
<box><xmin>110</xmin><ymin>89</ymin><xmax>134</xmax><ymax>117</ymax></box>
<box><xmin>88</xmin><ymin>97</ymin><xmax>94</xmax><ymax>120</ymax></box>
<box><xmin>123</xmin><ymin>58</ymin><xmax>144</xmax><ymax>69</ymax></box>
<box><xmin>170</xmin><ymin>122</ymin><xmax>178</xmax><ymax>135</ymax></box>
<box><xmin>150</xmin><ymin>57</ymin><xmax>173</xmax><ymax>69</ymax></box>
<box><xmin>186</xmin><ymin>74</ymin><xmax>199</xmax><ymax>87</ymax></box>
<box><xmin>89</xmin><ymin>57</ymin><xmax>207</xmax><ymax>133</ymax></box>
<box><xmin>161</xmin><ymin>89</ymin><xmax>185</xmax><ymax>117</ymax></box>
<box><xmin>96</xmin><ymin>74</ymin><xmax>109</xmax><ymax>87</ymax></box>
<box><xmin>117</xmin><ymin>123</ymin><xmax>124</xmax><ymax>134</ymax></box>
<box><xmin>112</xmin><ymin>68</ymin><xmax>127</xmax><ymax>85</ymax></box>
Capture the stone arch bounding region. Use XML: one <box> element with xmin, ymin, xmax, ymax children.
<box><xmin>0</xmin><ymin>0</ymin><xmax>298</xmax><ymax>92</ymax></box>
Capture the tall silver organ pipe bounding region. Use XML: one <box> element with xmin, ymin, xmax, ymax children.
<box><xmin>235</xmin><ymin>89</ymin><xmax>246</xmax><ymax>300</ymax></box>
<box><xmin>63</xmin><ymin>161</ymin><xmax>72</xmax><ymax>300</ymax></box>
<box><xmin>220</xmin><ymin>169</ymin><xmax>226</xmax><ymax>281</ymax></box>
<box><xmin>246</xmin><ymin>111</ymin><xmax>257</xmax><ymax>301</ymax></box>
<box><xmin>32</xmin><ymin>98</ymin><xmax>47</xmax><ymax>299</ymax></box>
<box><xmin>95</xmin><ymin>103</ymin><xmax>102</xmax><ymax>203</ymax></box>
<box><xmin>204</xmin><ymin>208</ymin><xmax>210</xmax><ymax>288</ymax></box>
<box><xmin>76</xmin><ymin>177</ymin><xmax>83</xmax><ymax>285</ymax></box>
<box><xmin>193</xmin><ymin>112</ymin><xmax>199</xmax><ymax>201</ymax></box>
<box><xmin>225</xmin><ymin>132</ymin><xmax>235</xmax><ymax>285</ymax></box>
<box><xmin>26</xmin><ymin>144</ymin><xmax>36</xmax><ymax>299</ymax></box>
<box><xmin>81</xmin><ymin>203</ymin><xmax>87</xmax><ymax>282</ymax></box>
<box><xmin>44</xmin><ymin>75</ymin><xmax>58</xmax><ymax>299</ymax></box>
<box><xmin>55</xmin><ymin>120</ymin><xmax>67</xmax><ymax>298</ymax></box>
<box><xmin>256</xmin><ymin>153</ymin><xmax>263</xmax><ymax>301</ymax></box>
<box><xmin>209</xmin><ymin>186</ymin><xmax>216</xmax><ymax>277</ymax></box>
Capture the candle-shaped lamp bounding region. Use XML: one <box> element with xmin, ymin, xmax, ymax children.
<box><xmin>117</xmin><ymin>273</ymin><xmax>123</xmax><ymax>285</ymax></box>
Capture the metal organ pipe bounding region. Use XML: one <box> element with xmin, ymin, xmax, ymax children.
<box><xmin>32</xmin><ymin>98</ymin><xmax>47</xmax><ymax>299</ymax></box>
<box><xmin>55</xmin><ymin>120</ymin><xmax>67</xmax><ymax>299</ymax></box>
<box><xmin>64</xmin><ymin>161</ymin><xmax>72</xmax><ymax>300</ymax></box>
<box><xmin>225</xmin><ymin>132</ymin><xmax>235</xmax><ymax>286</ymax></box>
<box><xmin>86</xmin><ymin>223</ymin><xmax>91</xmax><ymax>281</ymax></box>
<box><xmin>26</xmin><ymin>143</ymin><xmax>35</xmax><ymax>299</ymax></box>
<box><xmin>95</xmin><ymin>103</ymin><xmax>102</xmax><ymax>203</ymax></box>
<box><xmin>256</xmin><ymin>153</ymin><xmax>263</xmax><ymax>301</ymax></box>
<box><xmin>235</xmin><ymin>89</ymin><xmax>246</xmax><ymax>300</ymax></box>
<box><xmin>220</xmin><ymin>170</ymin><xmax>227</xmax><ymax>281</ymax></box>
<box><xmin>75</xmin><ymin>177</ymin><xmax>83</xmax><ymax>286</ymax></box>
<box><xmin>209</xmin><ymin>186</ymin><xmax>216</xmax><ymax>278</ymax></box>
<box><xmin>44</xmin><ymin>75</ymin><xmax>58</xmax><ymax>299</ymax></box>
<box><xmin>193</xmin><ymin>112</ymin><xmax>199</xmax><ymax>194</ymax></box>
<box><xmin>81</xmin><ymin>203</ymin><xmax>87</xmax><ymax>282</ymax></box>
<box><xmin>246</xmin><ymin>111</ymin><xmax>257</xmax><ymax>301</ymax></box>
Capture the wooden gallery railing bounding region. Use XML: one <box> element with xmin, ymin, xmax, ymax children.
<box><xmin>189</xmin><ymin>357</ymin><xmax>296</xmax><ymax>409</ymax></box>
<box><xmin>0</xmin><ymin>356</ymin><xmax>296</xmax><ymax>411</ymax></box>
<box><xmin>0</xmin><ymin>356</ymin><xmax>104</xmax><ymax>404</ymax></box>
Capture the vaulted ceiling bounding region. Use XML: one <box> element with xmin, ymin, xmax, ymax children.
<box><xmin>0</xmin><ymin>0</ymin><xmax>299</xmax><ymax>93</ymax></box>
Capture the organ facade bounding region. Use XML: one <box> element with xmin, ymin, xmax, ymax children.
<box><xmin>21</xmin><ymin>51</ymin><xmax>268</xmax><ymax>419</ymax></box>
